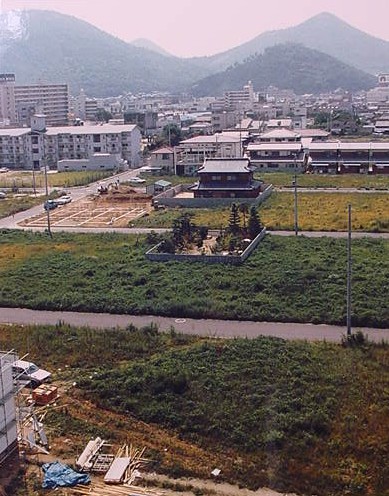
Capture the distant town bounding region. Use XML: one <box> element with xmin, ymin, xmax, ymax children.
<box><xmin>1</xmin><ymin>73</ymin><xmax>389</xmax><ymax>180</ymax></box>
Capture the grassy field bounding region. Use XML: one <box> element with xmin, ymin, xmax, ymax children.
<box><xmin>0</xmin><ymin>230</ymin><xmax>388</xmax><ymax>327</ymax></box>
<box><xmin>256</xmin><ymin>172</ymin><xmax>389</xmax><ymax>189</ymax></box>
<box><xmin>0</xmin><ymin>195</ymin><xmax>44</xmax><ymax>219</ymax></box>
<box><xmin>0</xmin><ymin>170</ymin><xmax>114</xmax><ymax>189</ymax></box>
<box><xmin>262</xmin><ymin>192</ymin><xmax>389</xmax><ymax>231</ymax></box>
<box><xmin>133</xmin><ymin>192</ymin><xmax>389</xmax><ymax>232</ymax></box>
<box><xmin>1</xmin><ymin>322</ymin><xmax>387</xmax><ymax>496</ymax></box>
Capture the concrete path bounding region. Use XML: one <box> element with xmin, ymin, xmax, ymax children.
<box><xmin>0</xmin><ymin>307</ymin><xmax>387</xmax><ymax>343</ymax></box>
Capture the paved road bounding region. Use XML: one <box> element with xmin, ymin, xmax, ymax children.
<box><xmin>0</xmin><ymin>307</ymin><xmax>387</xmax><ymax>343</ymax></box>
<box><xmin>276</xmin><ymin>187</ymin><xmax>389</xmax><ymax>194</ymax></box>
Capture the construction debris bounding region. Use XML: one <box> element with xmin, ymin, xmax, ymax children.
<box><xmin>104</xmin><ymin>457</ymin><xmax>131</xmax><ymax>484</ymax></box>
<box><xmin>41</xmin><ymin>461</ymin><xmax>91</xmax><ymax>489</ymax></box>
<box><xmin>76</xmin><ymin>437</ymin><xmax>107</xmax><ymax>472</ymax></box>
<box><xmin>70</xmin><ymin>481</ymin><xmax>164</xmax><ymax>495</ymax></box>
<box><xmin>32</xmin><ymin>384</ymin><xmax>58</xmax><ymax>405</ymax></box>
<box><xmin>76</xmin><ymin>438</ymin><xmax>149</xmax><ymax>486</ymax></box>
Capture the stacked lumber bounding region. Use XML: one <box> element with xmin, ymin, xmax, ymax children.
<box><xmin>69</xmin><ymin>481</ymin><xmax>164</xmax><ymax>495</ymax></box>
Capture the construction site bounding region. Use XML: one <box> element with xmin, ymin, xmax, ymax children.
<box><xmin>20</xmin><ymin>185</ymin><xmax>153</xmax><ymax>229</ymax></box>
<box><xmin>0</xmin><ymin>351</ymin><xmax>167</xmax><ymax>496</ymax></box>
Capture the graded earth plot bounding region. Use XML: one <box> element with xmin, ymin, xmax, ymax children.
<box><xmin>20</xmin><ymin>191</ymin><xmax>152</xmax><ymax>228</ymax></box>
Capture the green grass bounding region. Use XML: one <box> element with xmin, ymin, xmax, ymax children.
<box><xmin>0</xmin><ymin>230</ymin><xmax>388</xmax><ymax>327</ymax></box>
<box><xmin>256</xmin><ymin>172</ymin><xmax>389</xmax><ymax>189</ymax></box>
<box><xmin>78</xmin><ymin>336</ymin><xmax>389</xmax><ymax>496</ymax></box>
<box><xmin>1</xmin><ymin>322</ymin><xmax>388</xmax><ymax>495</ymax></box>
<box><xmin>0</xmin><ymin>196</ymin><xmax>44</xmax><ymax>219</ymax></box>
<box><xmin>261</xmin><ymin>192</ymin><xmax>389</xmax><ymax>231</ymax></box>
<box><xmin>133</xmin><ymin>192</ymin><xmax>389</xmax><ymax>232</ymax></box>
<box><xmin>0</xmin><ymin>170</ymin><xmax>114</xmax><ymax>189</ymax></box>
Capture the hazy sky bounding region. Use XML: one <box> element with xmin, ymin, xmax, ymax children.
<box><xmin>1</xmin><ymin>0</ymin><xmax>389</xmax><ymax>57</ymax></box>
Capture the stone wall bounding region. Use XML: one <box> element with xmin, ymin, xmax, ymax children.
<box><xmin>145</xmin><ymin>228</ymin><xmax>267</xmax><ymax>265</ymax></box>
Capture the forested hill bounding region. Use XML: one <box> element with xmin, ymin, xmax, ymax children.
<box><xmin>192</xmin><ymin>44</ymin><xmax>376</xmax><ymax>96</ymax></box>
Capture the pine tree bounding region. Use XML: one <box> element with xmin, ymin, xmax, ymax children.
<box><xmin>248</xmin><ymin>206</ymin><xmax>262</xmax><ymax>239</ymax></box>
<box><xmin>228</xmin><ymin>203</ymin><xmax>241</xmax><ymax>235</ymax></box>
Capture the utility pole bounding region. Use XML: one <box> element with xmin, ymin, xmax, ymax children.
<box><xmin>43</xmin><ymin>146</ymin><xmax>52</xmax><ymax>238</ymax></box>
<box><xmin>346</xmin><ymin>204</ymin><xmax>352</xmax><ymax>336</ymax></box>
<box><xmin>32</xmin><ymin>167</ymin><xmax>37</xmax><ymax>197</ymax></box>
<box><xmin>293</xmin><ymin>154</ymin><xmax>298</xmax><ymax>236</ymax></box>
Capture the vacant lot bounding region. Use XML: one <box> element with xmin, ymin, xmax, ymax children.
<box><xmin>133</xmin><ymin>192</ymin><xmax>389</xmax><ymax>232</ymax></box>
<box><xmin>262</xmin><ymin>192</ymin><xmax>389</xmax><ymax>231</ymax></box>
<box><xmin>21</xmin><ymin>194</ymin><xmax>151</xmax><ymax>228</ymax></box>
<box><xmin>1</xmin><ymin>323</ymin><xmax>387</xmax><ymax>496</ymax></box>
<box><xmin>0</xmin><ymin>170</ymin><xmax>114</xmax><ymax>189</ymax></box>
<box><xmin>0</xmin><ymin>231</ymin><xmax>388</xmax><ymax>327</ymax></box>
<box><xmin>255</xmin><ymin>172</ymin><xmax>389</xmax><ymax>189</ymax></box>
<box><xmin>0</xmin><ymin>195</ymin><xmax>44</xmax><ymax>219</ymax></box>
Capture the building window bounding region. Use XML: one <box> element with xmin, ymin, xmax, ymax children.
<box><xmin>93</xmin><ymin>134</ymin><xmax>101</xmax><ymax>143</ymax></box>
<box><xmin>211</xmin><ymin>175</ymin><xmax>222</xmax><ymax>181</ymax></box>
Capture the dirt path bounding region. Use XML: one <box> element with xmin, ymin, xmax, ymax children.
<box><xmin>144</xmin><ymin>474</ymin><xmax>298</xmax><ymax>496</ymax></box>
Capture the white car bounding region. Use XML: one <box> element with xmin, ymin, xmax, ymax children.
<box><xmin>128</xmin><ymin>177</ymin><xmax>146</xmax><ymax>184</ymax></box>
<box><xmin>55</xmin><ymin>195</ymin><xmax>72</xmax><ymax>205</ymax></box>
<box><xmin>12</xmin><ymin>360</ymin><xmax>51</xmax><ymax>388</ymax></box>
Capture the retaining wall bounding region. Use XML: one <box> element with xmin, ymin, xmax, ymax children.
<box><xmin>145</xmin><ymin>228</ymin><xmax>267</xmax><ymax>265</ymax></box>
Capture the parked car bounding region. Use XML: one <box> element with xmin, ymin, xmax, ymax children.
<box><xmin>12</xmin><ymin>360</ymin><xmax>51</xmax><ymax>388</ymax></box>
<box><xmin>128</xmin><ymin>177</ymin><xmax>146</xmax><ymax>184</ymax></box>
<box><xmin>44</xmin><ymin>200</ymin><xmax>58</xmax><ymax>211</ymax></box>
<box><xmin>0</xmin><ymin>191</ymin><xmax>6</xmax><ymax>199</ymax></box>
<box><xmin>55</xmin><ymin>195</ymin><xmax>72</xmax><ymax>205</ymax></box>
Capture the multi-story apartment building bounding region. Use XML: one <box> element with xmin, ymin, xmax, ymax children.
<box><xmin>14</xmin><ymin>82</ymin><xmax>69</xmax><ymax>126</ymax></box>
<box><xmin>308</xmin><ymin>142</ymin><xmax>389</xmax><ymax>174</ymax></box>
<box><xmin>175</xmin><ymin>134</ymin><xmax>243</xmax><ymax>176</ymax></box>
<box><xmin>0</xmin><ymin>74</ymin><xmax>17</xmax><ymax>126</ymax></box>
<box><xmin>224</xmin><ymin>81</ymin><xmax>255</xmax><ymax>111</ymax></box>
<box><xmin>0</xmin><ymin>115</ymin><xmax>141</xmax><ymax>170</ymax></box>
<box><xmin>69</xmin><ymin>89</ymin><xmax>98</xmax><ymax>122</ymax></box>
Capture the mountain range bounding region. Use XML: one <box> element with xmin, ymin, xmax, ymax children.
<box><xmin>0</xmin><ymin>10</ymin><xmax>386</xmax><ymax>97</ymax></box>
<box><xmin>194</xmin><ymin>12</ymin><xmax>389</xmax><ymax>75</ymax></box>
<box><xmin>192</xmin><ymin>44</ymin><xmax>376</xmax><ymax>96</ymax></box>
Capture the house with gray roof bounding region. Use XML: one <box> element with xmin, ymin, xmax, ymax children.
<box><xmin>192</xmin><ymin>158</ymin><xmax>262</xmax><ymax>199</ymax></box>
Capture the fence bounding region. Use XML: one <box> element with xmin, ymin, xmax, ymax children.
<box><xmin>145</xmin><ymin>228</ymin><xmax>267</xmax><ymax>265</ymax></box>
<box><xmin>153</xmin><ymin>184</ymin><xmax>273</xmax><ymax>208</ymax></box>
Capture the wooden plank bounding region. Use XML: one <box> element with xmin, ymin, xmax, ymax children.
<box><xmin>104</xmin><ymin>457</ymin><xmax>131</xmax><ymax>484</ymax></box>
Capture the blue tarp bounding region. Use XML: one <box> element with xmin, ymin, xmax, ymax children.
<box><xmin>42</xmin><ymin>461</ymin><xmax>91</xmax><ymax>489</ymax></box>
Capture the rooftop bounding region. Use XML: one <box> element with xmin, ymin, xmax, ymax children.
<box><xmin>248</xmin><ymin>143</ymin><xmax>303</xmax><ymax>151</ymax></box>
<box><xmin>259</xmin><ymin>129</ymin><xmax>300</xmax><ymax>140</ymax></box>
<box><xmin>198</xmin><ymin>158</ymin><xmax>252</xmax><ymax>174</ymax></box>
<box><xmin>179</xmin><ymin>134</ymin><xmax>241</xmax><ymax>145</ymax></box>
<box><xmin>45</xmin><ymin>123</ymin><xmax>138</xmax><ymax>135</ymax></box>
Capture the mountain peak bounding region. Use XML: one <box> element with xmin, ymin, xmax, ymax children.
<box><xmin>131</xmin><ymin>38</ymin><xmax>172</xmax><ymax>57</ymax></box>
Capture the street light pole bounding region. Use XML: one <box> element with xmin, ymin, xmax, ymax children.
<box><xmin>346</xmin><ymin>204</ymin><xmax>352</xmax><ymax>336</ymax></box>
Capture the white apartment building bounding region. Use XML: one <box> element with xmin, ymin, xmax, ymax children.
<box><xmin>69</xmin><ymin>89</ymin><xmax>98</xmax><ymax>122</ymax></box>
<box><xmin>0</xmin><ymin>74</ymin><xmax>17</xmax><ymax>126</ymax></box>
<box><xmin>175</xmin><ymin>134</ymin><xmax>243</xmax><ymax>176</ymax></box>
<box><xmin>14</xmin><ymin>82</ymin><xmax>69</xmax><ymax>127</ymax></box>
<box><xmin>0</xmin><ymin>352</ymin><xmax>18</xmax><ymax>466</ymax></box>
<box><xmin>0</xmin><ymin>115</ymin><xmax>142</xmax><ymax>170</ymax></box>
<box><xmin>224</xmin><ymin>81</ymin><xmax>254</xmax><ymax>111</ymax></box>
